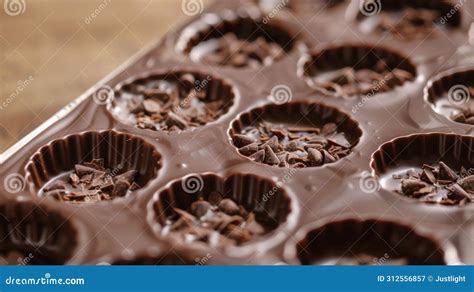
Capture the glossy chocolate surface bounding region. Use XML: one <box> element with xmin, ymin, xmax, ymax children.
<box><xmin>0</xmin><ymin>0</ymin><xmax>473</xmax><ymax>265</ymax></box>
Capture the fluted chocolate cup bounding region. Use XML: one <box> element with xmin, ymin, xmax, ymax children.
<box><xmin>284</xmin><ymin>217</ymin><xmax>460</xmax><ymax>265</ymax></box>
<box><xmin>147</xmin><ymin>172</ymin><xmax>299</xmax><ymax>257</ymax></box>
<box><xmin>25</xmin><ymin>130</ymin><xmax>162</xmax><ymax>203</ymax></box>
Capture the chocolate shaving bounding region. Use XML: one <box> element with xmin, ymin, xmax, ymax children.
<box><xmin>193</xmin><ymin>33</ymin><xmax>285</xmax><ymax>69</ymax></box>
<box><xmin>234</xmin><ymin>121</ymin><xmax>353</xmax><ymax>168</ymax></box>
<box><xmin>113</xmin><ymin>73</ymin><xmax>229</xmax><ymax>132</ymax></box>
<box><xmin>394</xmin><ymin>161</ymin><xmax>473</xmax><ymax>206</ymax></box>
<box><xmin>360</xmin><ymin>7</ymin><xmax>444</xmax><ymax>41</ymax></box>
<box><xmin>42</xmin><ymin>159</ymin><xmax>140</xmax><ymax>203</ymax></box>
<box><xmin>308</xmin><ymin>63</ymin><xmax>414</xmax><ymax>98</ymax></box>
<box><xmin>163</xmin><ymin>194</ymin><xmax>268</xmax><ymax>247</ymax></box>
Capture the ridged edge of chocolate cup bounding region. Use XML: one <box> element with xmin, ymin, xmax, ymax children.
<box><xmin>283</xmin><ymin>216</ymin><xmax>461</xmax><ymax>265</ymax></box>
<box><xmin>24</xmin><ymin>130</ymin><xmax>162</xmax><ymax>204</ymax></box>
<box><xmin>228</xmin><ymin>101</ymin><xmax>363</xmax><ymax>168</ymax></box>
<box><xmin>424</xmin><ymin>66</ymin><xmax>474</xmax><ymax>125</ymax></box>
<box><xmin>0</xmin><ymin>198</ymin><xmax>86</xmax><ymax>265</ymax></box>
<box><xmin>146</xmin><ymin>172</ymin><xmax>299</xmax><ymax>258</ymax></box>
<box><xmin>95</xmin><ymin>246</ymin><xmax>214</xmax><ymax>265</ymax></box>
<box><xmin>351</xmin><ymin>0</ymin><xmax>462</xmax><ymax>28</ymax></box>
<box><xmin>108</xmin><ymin>68</ymin><xmax>237</xmax><ymax>133</ymax></box>
<box><xmin>175</xmin><ymin>7</ymin><xmax>298</xmax><ymax>68</ymax></box>
<box><xmin>297</xmin><ymin>43</ymin><xmax>417</xmax><ymax>98</ymax></box>
<box><xmin>370</xmin><ymin>132</ymin><xmax>474</xmax><ymax>209</ymax></box>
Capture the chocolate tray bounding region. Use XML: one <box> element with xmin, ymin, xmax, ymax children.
<box><xmin>1</xmin><ymin>0</ymin><xmax>474</xmax><ymax>265</ymax></box>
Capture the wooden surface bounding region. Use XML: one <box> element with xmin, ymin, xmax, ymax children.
<box><xmin>0</xmin><ymin>0</ymin><xmax>208</xmax><ymax>152</ymax></box>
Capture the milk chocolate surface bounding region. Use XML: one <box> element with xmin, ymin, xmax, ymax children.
<box><xmin>0</xmin><ymin>0</ymin><xmax>473</xmax><ymax>265</ymax></box>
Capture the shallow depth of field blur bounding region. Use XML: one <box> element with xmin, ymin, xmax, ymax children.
<box><xmin>0</xmin><ymin>0</ymin><xmax>209</xmax><ymax>152</ymax></box>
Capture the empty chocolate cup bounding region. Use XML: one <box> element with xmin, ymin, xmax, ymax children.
<box><xmin>108</xmin><ymin>69</ymin><xmax>236</xmax><ymax>132</ymax></box>
<box><xmin>229</xmin><ymin>101</ymin><xmax>363</xmax><ymax>168</ymax></box>
<box><xmin>424</xmin><ymin>67</ymin><xmax>474</xmax><ymax>126</ymax></box>
<box><xmin>0</xmin><ymin>199</ymin><xmax>82</xmax><ymax>265</ymax></box>
<box><xmin>351</xmin><ymin>0</ymin><xmax>461</xmax><ymax>40</ymax></box>
<box><xmin>370</xmin><ymin>133</ymin><xmax>474</xmax><ymax>207</ymax></box>
<box><xmin>175</xmin><ymin>8</ymin><xmax>296</xmax><ymax>69</ymax></box>
<box><xmin>96</xmin><ymin>246</ymin><xmax>209</xmax><ymax>265</ymax></box>
<box><xmin>25</xmin><ymin>130</ymin><xmax>162</xmax><ymax>204</ymax></box>
<box><xmin>298</xmin><ymin>44</ymin><xmax>417</xmax><ymax>98</ymax></box>
<box><xmin>147</xmin><ymin>173</ymin><xmax>299</xmax><ymax>257</ymax></box>
<box><xmin>284</xmin><ymin>217</ymin><xmax>459</xmax><ymax>265</ymax></box>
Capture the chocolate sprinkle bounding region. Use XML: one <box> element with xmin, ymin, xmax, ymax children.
<box><xmin>234</xmin><ymin>120</ymin><xmax>353</xmax><ymax>167</ymax></box>
<box><xmin>162</xmin><ymin>195</ymin><xmax>268</xmax><ymax>248</ymax></box>
<box><xmin>113</xmin><ymin>73</ymin><xmax>231</xmax><ymax>132</ymax></box>
<box><xmin>42</xmin><ymin>159</ymin><xmax>140</xmax><ymax>203</ymax></box>
<box><xmin>191</xmin><ymin>33</ymin><xmax>285</xmax><ymax>69</ymax></box>
<box><xmin>394</xmin><ymin>161</ymin><xmax>473</xmax><ymax>206</ymax></box>
<box><xmin>308</xmin><ymin>61</ymin><xmax>414</xmax><ymax>98</ymax></box>
<box><xmin>359</xmin><ymin>7</ymin><xmax>445</xmax><ymax>41</ymax></box>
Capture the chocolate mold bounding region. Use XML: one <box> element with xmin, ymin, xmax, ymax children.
<box><xmin>175</xmin><ymin>8</ymin><xmax>297</xmax><ymax>69</ymax></box>
<box><xmin>284</xmin><ymin>217</ymin><xmax>459</xmax><ymax>265</ymax></box>
<box><xmin>147</xmin><ymin>173</ymin><xmax>299</xmax><ymax>257</ymax></box>
<box><xmin>352</xmin><ymin>0</ymin><xmax>462</xmax><ymax>41</ymax></box>
<box><xmin>371</xmin><ymin>133</ymin><xmax>474</xmax><ymax>207</ymax></box>
<box><xmin>229</xmin><ymin>101</ymin><xmax>363</xmax><ymax>168</ymax></box>
<box><xmin>424</xmin><ymin>66</ymin><xmax>474</xmax><ymax>126</ymax></box>
<box><xmin>298</xmin><ymin>44</ymin><xmax>417</xmax><ymax>98</ymax></box>
<box><xmin>108</xmin><ymin>69</ymin><xmax>237</xmax><ymax>132</ymax></box>
<box><xmin>25</xmin><ymin>130</ymin><xmax>162</xmax><ymax>204</ymax></box>
<box><xmin>0</xmin><ymin>0</ymin><xmax>473</xmax><ymax>266</ymax></box>
<box><xmin>0</xmin><ymin>199</ymin><xmax>81</xmax><ymax>265</ymax></box>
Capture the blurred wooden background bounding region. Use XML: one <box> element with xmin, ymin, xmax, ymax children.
<box><xmin>0</xmin><ymin>0</ymin><xmax>209</xmax><ymax>152</ymax></box>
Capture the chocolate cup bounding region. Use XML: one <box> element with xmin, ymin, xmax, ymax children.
<box><xmin>298</xmin><ymin>44</ymin><xmax>417</xmax><ymax>98</ymax></box>
<box><xmin>108</xmin><ymin>69</ymin><xmax>237</xmax><ymax>132</ymax></box>
<box><xmin>229</xmin><ymin>101</ymin><xmax>363</xmax><ymax>167</ymax></box>
<box><xmin>424</xmin><ymin>67</ymin><xmax>474</xmax><ymax>126</ymax></box>
<box><xmin>25</xmin><ymin>130</ymin><xmax>162</xmax><ymax>203</ymax></box>
<box><xmin>353</xmin><ymin>0</ymin><xmax>461</xmax><ymax>35</ymax></box>
<box><xmin>175</xmin><ymin>8</ymin><xmax>296</xmax><ymax>68</ymax></box>
<box><xmin>370</xmin><ymin>133</ymin><xmax>474</xmax><ymax>207</ymax></box>
<box><xmin>284</xmin><ymin>217</ymin><xmax>459</xmax><ymax>265</ymax></box>
<box><xmin>147</xmin><ymin>173</ymin><xmax>299</xmax><ymax>257</ymax></box>
<box><xmin>0</xmin><ymin>199</ymin><xmax>81</xmax><ymax>265</ymax></box>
